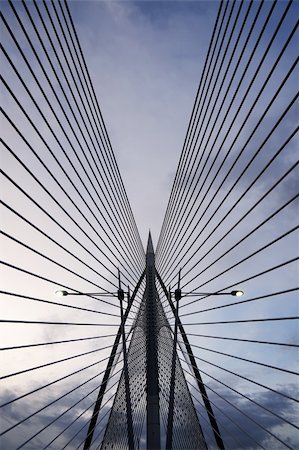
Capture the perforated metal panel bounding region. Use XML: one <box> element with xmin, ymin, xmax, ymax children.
<box><xmin>100</xmin><ymin>287</ymin><xmax>207</xmax><ymax>450</ymax></box>
<box><xmin>100</xmin><ymin>307</ymin><xmax>147</xmax><ymax>449</ymax></box>
<box><xmin>157</xmin><ymin>300</ymin><xmax>207</xmax><ymax>450</ymax></box>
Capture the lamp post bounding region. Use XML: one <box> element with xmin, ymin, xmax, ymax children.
<box><xmin>55</xmin><ymin>277</ymin><xmax>135</xmax><ymax>449</ymax></box>
<box><xmin>157</xmin><ymin>269</ymin><xmax>245</xmax><ymax>450</ymax></box>
<box><xmin>118</xmin><ymin>271</ymin><xmax>135</xmax><ymax>450</ymax></box>
<box><xmin>176</xmin><ymin>290</ymin><xmax>244</xmax><ymax>297</ymax></box>
<box><xmin>166</xmin><ymin>270</ymin><xmax>181</xmax><ymax>450</ymax></box>
<box><xmin>55</xmin><ymin>290</ymin><xmax>120</xmax><ymax>297</ymax></box>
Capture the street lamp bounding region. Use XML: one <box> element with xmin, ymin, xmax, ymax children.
<box><xmin>55</xmin><ymin>290</ymin><xmax>69</xmax><ymax>297</ymax></box>
<box><xmin>231</xmin><ymin>290</ymin><xmax>244</xmax><ymax>297</ymax></box>
<box><xmin>176</xmin><ymin>290</ymin><xmax>244</xmax><ymax>297</ymax></box>
<box><xmin>55</xmin><ymin>289</ymin><xmax>119</xmax><ymax>297</ymax></box>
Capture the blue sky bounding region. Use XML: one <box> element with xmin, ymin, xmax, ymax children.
<box><xmin>1</xmin><ymin>0</ymin><xmax>298</xmax><ymax>449</ymax></box>
<box><xmin>62</xmin><ymin>0</ymin><xmax>219</xmax><ymax>243</ymax></box>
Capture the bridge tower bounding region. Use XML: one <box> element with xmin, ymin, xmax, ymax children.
<box><xmin>145</xmin><ymin>232</ymin><xmax>161</xmax><ymax>448</ymax></box>
<box><xmin>91</xmin><ymin>233</ymin><xmax>209</xmax><ymax>449</ymax></box>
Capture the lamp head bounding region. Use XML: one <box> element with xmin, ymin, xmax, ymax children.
<box><xmin>55</xmin><ymin>290</ymin><xmax>68</xmax><ymax>297</ymax></box>
<box><xmin>231</xmin><ymin>290</ymin><xmax>244</xmax><ymax>297</ymax></box>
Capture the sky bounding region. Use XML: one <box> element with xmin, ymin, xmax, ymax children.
<box><xmin>1</xmin><ymin>0</ymin><xmax>298</xmax><ymax>449</ymax></box>
<box><xmin>67</xmin><ymin>0</ymin><xmax>219</xmax><ymax>244</ymax></box>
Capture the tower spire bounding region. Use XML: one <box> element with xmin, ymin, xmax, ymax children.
<box><xmin>146</xmin><ymin>230</ymin><xmax>154</xmax><ymax>254</ymax></box>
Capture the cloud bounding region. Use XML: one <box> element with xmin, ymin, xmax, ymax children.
<box><xmin>0</xmin><ymin>378</ymin><xmax>118</xmax><ymax>449</ymax></box>
<box><xmin>191</xmin><ymin>381</ymin><xmax>299</xmax><ymax>450</ymax></box>
<box><xmin>1</xmin><ymin>1</ymin><xmax>297</xmax><ymax>449</ymax></box>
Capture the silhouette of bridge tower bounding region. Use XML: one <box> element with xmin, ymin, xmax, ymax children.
<box><xmin>84</xmin><ymin>233</ymin><xmax>218</xmax><ymax>450</ymax></box>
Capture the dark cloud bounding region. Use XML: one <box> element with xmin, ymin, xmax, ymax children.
<box><xmin>191</xmin><ymin>381</ymin><xmax>299</xmax><ymax>450</ymax></box>
<box><xmin>0</xmin><ymin>385</ymin><xmax>115</xmax><ymax>449</ymax></box>
<box><xmin>3</xmin><ymin>380</ymin><xmax>297</xmax><ymax>449</ymax></box>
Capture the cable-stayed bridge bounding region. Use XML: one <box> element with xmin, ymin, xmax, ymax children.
<box><xmin>1</xmin><ymin>1</ymin><xmax>298</xmax><ymax>449</ymax></box>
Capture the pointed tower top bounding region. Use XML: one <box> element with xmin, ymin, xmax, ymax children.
<box><xmin>146</xmin><ymin>231</ymin><xmax>154</xmax><ymax>254</ymax></box>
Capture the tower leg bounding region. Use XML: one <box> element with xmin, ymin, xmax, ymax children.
<box><xmin>146</xmin><ymin>233</ymin><xmax>161</xmax><ymax>450</ymax></box>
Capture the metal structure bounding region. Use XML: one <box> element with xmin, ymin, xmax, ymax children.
<box><xmin>88</xmin><ymin>234</ymin><xmax>209</xmax><ymax>450</ymax></box>
<box><xmin>1</xmin><ymin>0</ymin><xmax>298</xmax><ymax>449</ymax></box>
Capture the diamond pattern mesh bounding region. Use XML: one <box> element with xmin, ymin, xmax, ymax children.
<box><xmin>100</xmin><ymin>285</ymin><xmax>207</xmax><ymax>449</ymax></box>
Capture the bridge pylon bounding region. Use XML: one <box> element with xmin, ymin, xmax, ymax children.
<box><xmin>85</xmin><ymin>233</ymin><xmax>215</xmax><ymax>449</ymax></box>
